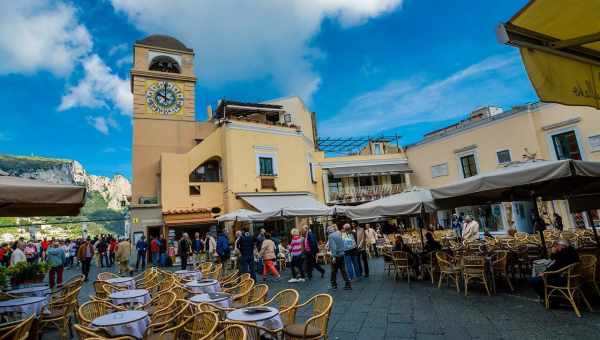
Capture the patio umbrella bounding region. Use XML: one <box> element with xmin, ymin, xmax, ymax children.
<box><xmin>216</xmin><ymin>209</ymin><xmax>260</xmax><ymax>222</ymax></box>
<box><xmin>0</xmin><ymin>175</ymin><xmax>86</xmax><ymax>217</ymax></box>
<box><xmin>497</xmin><ymin>0</ymin><xmax>600</xmax><ymax>109</ymax></box>
<box><xmin>431</xmin><ymin>159</ymin><xmax>600</xmax><ymax>256</ymax></box>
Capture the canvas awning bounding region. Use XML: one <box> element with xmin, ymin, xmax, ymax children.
<box><xmin>497</xmin><ymin>0</ymin><xmax>600</xmax><ymax>108</ymax></box>
<box><xmin>0</xmin><ymin>175</ymin><xmax>86</xmax><ymax>217</ymax></box>
<box><xmin>238</xmin><ymin>193</ymin><xmax>330</xmax><ymax>218</ymax></box>
<box><xmin>328</xmin><ymin>163</ymin><xmax>411</xmax><ymax>178</ymax></box>
<box><xmin>345</xmin><ymin>187</ymin><xmax>436</xmax><ymax>220</ymax></box>
<box><xmin>216</xmin><ymin>209</ymin><xmax>260</xmax><ymax>222</ymax></box>
<box><xmin>430</xmin><ymin>160</ymin><xmax>600</xmax><ymax>209</ymax></box>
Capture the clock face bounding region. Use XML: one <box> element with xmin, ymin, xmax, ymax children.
<box><xmin>145</xmin><ymin>81</ymin><xmax>184</xmax><ymax>114</ymax></box>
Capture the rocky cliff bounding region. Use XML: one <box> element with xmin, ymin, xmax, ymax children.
<box><xmin>0</xmin><ymin>154</ymin><xmax>131</xmax><ymax>211</ymax></box>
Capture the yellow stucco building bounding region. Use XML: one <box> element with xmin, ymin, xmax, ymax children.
<box><xmin>129</xmin><ymin>35</ymin><xmax>600</xmax><ymax>239</ymax></box>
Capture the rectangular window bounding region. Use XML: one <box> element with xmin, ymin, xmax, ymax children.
<box><xmin>328</xmin><ymin>176</ymin><xmax>343</xmax><ymax>193</ymax></box>
<box><xmin>373</xmin><ymin>143</ymin><xmax>383</xmax><ymax>155</ymax></box>
<box><xmin>259</xmin><ymin>157</ymin><xmax>274</xmax><ymax>176</ymax></box>
<box><xmin>496</xmin><ymin>149</ymin><xmax>511</xmax><ymax>164</ymax></box>
<box><xmin>189</xmin><ymin>185</ymin><xmax>201</xmax><ymax>195</ymax></box>
<box><xmin>431</xmin><ymin>163</ymin><xmax>448</xmax><ymax>178</ymax></box>
<box><xmin>589</xmin><ymin>135</ymin><xmax>600</xmax><ymax>152</ymax></box>
<box><xmin>552</xmin><ymin>130</ymin><xmax>582</xmax><ymax>160</ymax></box>
<box><xmin>359</xmin><ymin>176</ymin><xmax>372</xmax><ymax>187</ymax></box>
<box><xmin>390</xmin><ymin>174</ymin><xmax>405</xmax><ymax>184</ymax></box>
<box><xmin>460</xmin><ymin>154</ymin><xmax>478</xmax><ymax>178</ymax></box>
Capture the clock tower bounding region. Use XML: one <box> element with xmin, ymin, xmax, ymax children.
<box><xmin>130</xmin><ymin>35</ymin><xmax>198</xmax><ymax>208</ymax></box>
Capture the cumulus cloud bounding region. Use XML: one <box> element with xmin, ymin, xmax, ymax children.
<box><xmin>59</xmin><ymin>54</ymin><xmax>132</xmax><ymax>115</ymax></box>
<box><xmin>110</xmin><ymin>0</ymin><xmax>402</xmax><ymax>101</ymax></box>
<box><xmin>86</xmin><ymin>116</ymin><xmax>119</xmax><ymax>135</ymax></box>
<box><xmin>320</xmin><ymin>53</ymin><xmax>528</xmax><ymax>136</ymax></box>
<box><xmin>0</xmin><ymin>0</ymin><xmax>92</xmax><ymax>76</ymax></box>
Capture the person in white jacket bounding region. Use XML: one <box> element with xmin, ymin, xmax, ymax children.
<box><xmin>10</xmin><ymin>241</ymin><xmax>26</xmax><ymax>266</ymax></box>
<box><xmin>462</xmin><ymin>216</ymin><xmax>480</xmax><ymax>242</ymax></box>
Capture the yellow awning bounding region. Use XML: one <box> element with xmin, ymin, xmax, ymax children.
<box><xmin>498</xmin><ymin>0</ymin><xmax>600</xmax><ymax>108</ymax></box>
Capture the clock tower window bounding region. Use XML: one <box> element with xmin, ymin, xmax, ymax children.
<box><xmin>149</xmin><ymin>55</ymin><xmax>181</xmax><ymax>73</ymax></box>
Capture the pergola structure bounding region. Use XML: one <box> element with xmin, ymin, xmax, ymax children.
<box><xmin>317</xmin><ymin>135</ymin><xmax>402</xmax><ymax>155</ymax></box>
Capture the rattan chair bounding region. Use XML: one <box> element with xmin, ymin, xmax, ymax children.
<box><xmin>219</xmin><ymin>270</ymin><xmax>239</xmax><ymax>284</ymax></box>
<box><xmin>0</xmin><ymin>315</ymin><xmax>35</xmax><ymax>340</ymax></box>
<box><xmin>283</xmin><ymin>294</ymin><xmax>333</xmax><ymax>340</ymax></box>
<box><xmin>382</xmin><ymin>249</ymin><xmax>395</xmax><ymax>276</ymax></box>
<box><xmin>223</xmin><ymin>278</ymin><xmax>254</xmax><ymax>296</ymax></box>
<box><xmin>78</xmin><ymin>300</ymin><xmax>126</xmax><ymax>326</ymax></box>
<box><xmin>39</xmin><ymin>288</ymin><xmax>81</xmax><ymax>340</ymax></box>
<box><xmin>221</xmin><ymin>320</ymin><xmax>278</xmax><ymax>339</ymax></box>
<box><xmin>170</xmin><ymin>285</ymin><xmax>193</xmax><ymax>299</ymax></box>
<box><xmin>136</xmin><ymin>291</ymin><xmax>176</xmax><ymax>316</ymax></box>
<box><xmin>579</xmin><ymin>254</ymin><xmax>600</xmax><ymax>297</ymax></box>
<box><xmin>260</xmin><ymin>288</ymin><xmax>299</xmax><ymax>326</ymax></box>
<box><xmin>208</xmin><ymin>324</ymin><xmax>247</xmax><ymax>340</ymax></box>
<box><xmin>462</xmin><ymin>255</ymin><xmax>491</xmax><ymax>296</ymax></box>
<box><xmin>542</xmin><ymin>263</ymin><xmax>593</xmax><ymax>317</ymax></box>
<box><xmin>97</xmin><ymin>272</ymin><xmax>119</xmax><ymax>281</ymax></box>
<box><xmin>391</xmin><ymin>251</ymin><xmax>413</xmax><ymax>283</ymax></box>
<box><xmin>436</xmin><ymin>252</ymin><xmax>461</xmax><ymax>292</ymax></box>
<box><xmin>491</xmin><ymin>251</ymin><xmax>514</xmax><ymax>292</ymax></box>
<box><xmin>420</xmin><ymin>251</ymin><xmax>437</xmax><ymax>285</ymax></box>
<box><xmin>233</xmin><ymin>284</ymin><xmax>269</xmax><ymax>308</ymax></box>
<box><xmin>158</xmin><ymin>311</ymin><xmax>219</xmax><ymax>340</ymax></box>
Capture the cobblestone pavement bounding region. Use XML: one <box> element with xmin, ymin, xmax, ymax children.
<box><xmin>56</xmin><ymin>258</ymin><xmax>600</xmax><ymax>340</ymax></box>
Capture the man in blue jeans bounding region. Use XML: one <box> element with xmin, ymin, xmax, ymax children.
<box><xmin>237</xmin><ymin>227</ymin><xmax>256</xmax><ymax>280</ymax></box>
<box><xmin>135</xmin><ymin>235</ymin><xmax>148</xmax><ymax>271</ymax></box>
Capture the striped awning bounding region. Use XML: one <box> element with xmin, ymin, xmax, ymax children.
<box><xmin>328</xmin><ymin>163</ymin><xmax>412</xmax><ymax>178</ymax></box>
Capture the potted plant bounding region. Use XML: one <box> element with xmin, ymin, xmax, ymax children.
<box><xmin>8</xmin><ymin>261</ymin><xmax>50</xmax><ymax>288</ymax></box>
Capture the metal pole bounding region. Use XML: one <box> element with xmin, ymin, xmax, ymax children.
<box><xmin>532</xmin><ymin>197</ymin><xmax>548</xmax><ymax>258</ymax></box>
<box><xmin>419</xmin><ymin>209</ymin><xmax>425</xmax><ymax>248</ymax></box>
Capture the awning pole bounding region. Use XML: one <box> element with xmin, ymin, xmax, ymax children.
<box><xmin>532</xmin><ymin>196</ymin><xmax>548</xmax><ymax>258</ymax></box>
<box><xmin>419</xmin><ymin>208</ymin><xmax>425</xmax><ymax>248</ymax></box>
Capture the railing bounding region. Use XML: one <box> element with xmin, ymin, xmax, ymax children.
<box><xmin>327</xmin><ymin>183</ymin><xmax>406</xmax><ymax>204</ymax></box>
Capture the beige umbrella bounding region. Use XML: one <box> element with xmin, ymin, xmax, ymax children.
<box><xmin>0</xmin><ymin>175</ymin><xmax>86</xmax><ymax>217</ymax></box>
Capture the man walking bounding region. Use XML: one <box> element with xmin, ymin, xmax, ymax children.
<box><xmin>150</xmin><ymin>236</ymin><xmax>160</xmax><ymax>267</ymax></box>
<box><xmin>327</xmin><ymin>225</ymin><xmax>351</xmax><ymax>290</ymax></box>
<box><xmin>46</xmin><ymin>239</ymin><xmax>65</xmax><ymax>288</ymax></box>
<box><xmin>135</xmin><ymin>235</ymin><xmax>148</xmax><ymax>271</ymax></box>
<box><xmin>116</xmin><ymin>238</ymin><xmax>133</xmax><ymax>275</ymax></box>
<box><xmin>192</xmin><ymin>232</ymin><xmax>203</xmax><ymax>266</ymax></box>
<box><xmin>237</xmin><ymin>227</ymin><xmax>256</xmax><ymax>280</ymax></box>
<box><xmin>365</xmin><ymin>224</ymin><xmax>378</xmax><ymax>257</ymax></box>
<box><xmin>302</xmin><ymin>225</ymin><xmax>324</xmax><ymax>280</ymax></box>
<box><xmin>356</xmin><ymin>224</ymin><xmax>370</xmax><ymax>278</ymax></box>
<box><xmin>77</xmin><ymin>237</ymin><xmax>94</xmax><ymax>281</ymax></box>
<box><xmin>179</xmin><ymin>233</ymin><xmax>192</xmax><ymax>270</ymax></box>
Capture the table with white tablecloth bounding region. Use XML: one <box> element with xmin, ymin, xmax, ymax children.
<box><xmin>184</xmin><ymin>279</ymin><xmax>221</xmax><ymax>294</ymax></box>
<box><xmin>226</xmin><ymin>306</ymin><xmax>283</xmax><ymax>340</ymax></box>
<box><xmin>7</xmin><ymin>285</ymin><xmax>52</xmax><ymax>298</ymax></box>
<box><xmin>174</xmin><ymin>270</ymin><xmax>203</xmax><ymax>281</ymax></box>
<box><xmin>0</xmin><ymin>296</ymin><xmax>48</xmax><ymax>320</ymax></box>
<box><xmin>106</xmin><ymin>277</ymin><xmax>136</xmax><ymax>290</ymax></box>
<box><xmin>91</xmin><ymin>310</ymin><xmax>150</xmax><ymax>339</ymax></box>
<box><xmin>189</xmin><ymin>293</ymin><xmax>232</xmax><ymax>308</ymax></box>
<box><xmin>109</xmin><ymin>289</ymin><xmax>150</xmax><ymax>308</ymax></box>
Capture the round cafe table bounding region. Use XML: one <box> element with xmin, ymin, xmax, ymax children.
<box><xmin>189</xmin><ymin>293</ymin><xmax>232</xmax><ymax>309</ymax></box>
<box><xmin>91</xmin><ymin>310</ymin><xmax>150</xmax><ymax>339</ymax></box>
<box><xmin>109</xmin><ymin>289</ymin><xmax>150</xmax><ymax>308</ymax></box>
<box><xmin>185</xmin><ymin>279</ymin><xmax>221</xmax><ymax>294</ymax></box>
<box><xmin>226</xmin><ymin>306</ymin><xmax>282</xmax><ymax>340</ymax></box>
<box><xmin>0</xmin><ymin>296</ymin><xmax>48</xmax><ymax>320</ymax></box>
<box><xmin>174</xmin><ymin>270</ymin><xmax>203</xmax><ymax>281</ymax></box>
<box><xmin>106</xmin><ymin>277</ymin><xmax>136</xmax><ymax>290</ymax></box>
<box><xmin>7</xmin><ymin>285</ymin><xmax>51</xmax><ymax>298</ymax></box>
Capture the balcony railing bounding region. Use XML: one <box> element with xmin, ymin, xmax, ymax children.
<box><xmin>327</xmin><ymin>183</ymin><xmax>407</xmax><ymax>204</ymax></box>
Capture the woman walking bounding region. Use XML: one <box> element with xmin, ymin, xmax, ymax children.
<box><xmin>259</xmin><ymin>233</ymin><xmax>281</xmax><ymax>281</ymax></box>
<box><xmin>342</xmin><ymin>224</ymin><xmax>360</xmax><ymax>280</ymax></box>
<box><xmin>288</xmin><ymin>228</ymin><xmax>306</xmax><ymax>283</ymax></box>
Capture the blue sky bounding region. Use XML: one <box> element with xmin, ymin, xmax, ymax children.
<box><xmin>0</xmin><ymin>0</ymin><xmax>536</xmax><ymax>179</ymax></box>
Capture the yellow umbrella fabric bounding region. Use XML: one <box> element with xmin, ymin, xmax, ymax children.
<box><xmin>499</xmin><ymin>0</ymin><xmax>600</xmax><ymax>108</ymax></box>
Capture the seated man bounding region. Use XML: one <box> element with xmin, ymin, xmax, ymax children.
<box><xmin>529</xmin><ymin>239</ymin><xmax>579</xmax><ymax>300</ymax></box>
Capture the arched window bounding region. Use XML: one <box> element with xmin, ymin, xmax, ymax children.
<box><xmin>190</xmin><ymin>159</ymin><xmax>221</xmax><ymax>182</ymax></box>
<box><xmin>149</xmin><ymin>55</ymin><xmax>181</xmax><ymax>73</ymax></box>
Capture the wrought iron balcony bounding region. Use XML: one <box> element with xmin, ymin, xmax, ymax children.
<box><xmin>327</xmin><ymin>183</ymin><xmax>407</xmax><ymax>204</ymax></box>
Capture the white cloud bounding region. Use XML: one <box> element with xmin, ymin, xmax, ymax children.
<box><xmin>102</xmin><ymin>146</ymin><xmax>130</xmax><ymax>153</ymax></box>
<box><xmin>0</xmin><ymin>0</ymin><xmax>92</xmax><ymax>76</ymax></box>
<box><xmin>108</xmin><ymin>43</ymin><xmax>128</xmax><ymax>56</ymax></box>
<box><xmin>59</xmin><ymin>54</ymin><xmax>132</xmax><ymax>115</ymax></box>
<box><xmin>320</xmin><ymin>53</ymin><xmax>528</xmax><ymax>136</ymax></box>
<box><xmin>86</xmin><ymin>116</ymin><xmax>119</xmax><ymax>135</ymax></box>
<box><xmin>115</xmin><ymin>55</ymin><xmax>132</xmax><ymax>68</ymax></box>
<box><xmin>110</xmin><ymin>0</ymin><xmax>402</xmax><ymax>101</ymax></box>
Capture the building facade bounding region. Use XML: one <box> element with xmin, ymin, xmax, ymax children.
<box><xmin>129</xmin><ymin>35</ymin><xmax>600</xmax><ymax>240</ymax></box>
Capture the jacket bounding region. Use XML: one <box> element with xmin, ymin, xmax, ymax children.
<box><xmin>46</xmin><ymin>247</ymin><xmax>65</xmax><ymax>267</ymax></box>
<box><xmin>462</xmin><ymin>221</ymin><xmax>480</xmax><ymax>242</ymax></box>
<box><xmin>77</xmin><ymin>243</ymin><xmax>94</xmax><ymax>260</ymax></box>
<box><xmin>305</xmin><ymin>231</ymin><xmax>319</xmax><ymax>255</ymax></box>
<box><xmin>356</xmin><ymin>227</ymin><xmax>367</xmax><ymax>250</ymax></box>
<box><xmin>237</xmin><ymin>233</ymin><xmax>255</xmax><ymax>257</ymax></box>
<box><xmin>205</xmin><ymin>236</ymin><xmax>216</xmax><ymax>253</ymax></box>
<box><xmin>216</xmin><ymin>235</ymin><xmax>230</xmax><ymax>256</ymax></box>
<box><xmin>259</xmin><ymin>239</ymin><xmax>276</xmax><ymax>260</ymax></box>
<box><xmin>327</xmin><ymin>231</ymin><xmax>345</xmax><ymax>257</ymax></box>
<box><xmin>116</xmin><ymin>240</ymin><xmax>131</xmax><ymax>262</ymax></box>
<box><xmin>365</xmin><ymin>228</ymin><xmax>377</xmax><ymax>245</ymax></box>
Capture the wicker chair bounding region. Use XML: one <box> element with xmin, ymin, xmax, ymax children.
<box><xmin>146</xmin><ymin>301</ymin><xmax>196</xmax><ymax>338</ymax></box>
<box><xmin>208</xmin><ymin>324</ymin><xmax>247</xmax><ymax>340</ymax></box>
<box><xmin>97</xmin><ymin>272</ymin><xmax>119</xmax><ymax>281</ymax></box>
<box><xmin>39</xmin><ymin>288</ymin><xmax>81</xmax><ymax>340</ymax></box>
<box><xmin>260</xmin><ymin>288</ymin><xmax>299</xmax><ymax>326</ymax></box>
<box><xmin>543</xmin><ymin>263</ymin><xmax>593</xmax><ymax>317</ymax></box>
<box><xmin>0</xmin><ymin>315</ymin><xmax>35</xmax><ymax>340</ymax></box>
<box><xmin>221</xmin><ymin>320</ymin><xmax>278</xmax><ymax>339</ymax></box>
<box><xmin>223</xmin><ymin>278</ymin><xmax>254</xmax><ymax>296</ymax></box>
<box><xmin>492</xmin><ymin>251</ymin><xmax>514</xmax><ymax>292</ymax></box>
<box><xmin>579</xmin><ymin>254</ymin><xmax>600</xmax><ymax>297</ymax></box>
<box><xmin>282</xmin><ymin>294</ymin><xmax>333</xmax><ymax>340</ymax></box>
<box><xmin>170</xmin><ymin>285</ymin><xmax>193</xmax><ymax>299</ymax></box>
<box><xmin>420</xmin><ymin>251</ymin><xmax>437</xmax><ymax>285</ymax></box>
<box><xmin>391</xmin><ymin>251</ymin><xmax>413</xmax><ymax>283</ymax></box>
<box><xmin>462</xmin><ymin>255</ymin><xmax>491</xmax><ymax>296</ymax></box>
<box><xmin>436</xmin><ymin>252</ymin><xmax>461</xmax><ymax>292</ymax></box>
<box><xmin>73</xmin><ymin>324</ymin><xmax>135</xmax><ymax>340</ymax></box>
<box><xmin>382</xmin><ymin>249</ymin><xmax>395</xmax><ymax>276</ymax></box>
<box><xmin>136</xmin><ymin>291</ymin><xmax>176</xmax><ymax>316</ymax></box>
<box><xmin>78</xmin><ymin>300</ymin><xmax>126</xmax><ymax>326</ymax></box>
<box><xmin>158</xmin><ymin>311</ymin><xmax>219</xmax><ymax>340</ymax></box>
<box><xmin>232</xmin><ymin>284</ymin><xmax>269</xmax><ymax>308</ymax></box>
<box><xmin>199</xmin><ymin>262</ymin><xmax>213</xmax><ymax>273</ymax></box>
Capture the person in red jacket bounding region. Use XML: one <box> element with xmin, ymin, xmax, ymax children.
<box><xmin>150</xmin><ymin>236</ymin><xmax>160</xmax><ymax>266</ymax></box>
<box><xmin>109</xmin><ymin>238</ymin><xmax>118</xmax><ymax>266</ymax></box>
<box><xmin>41</xmin><ymin>238</ymin><xmax>49</xmax><ymax>260</ymax></box>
